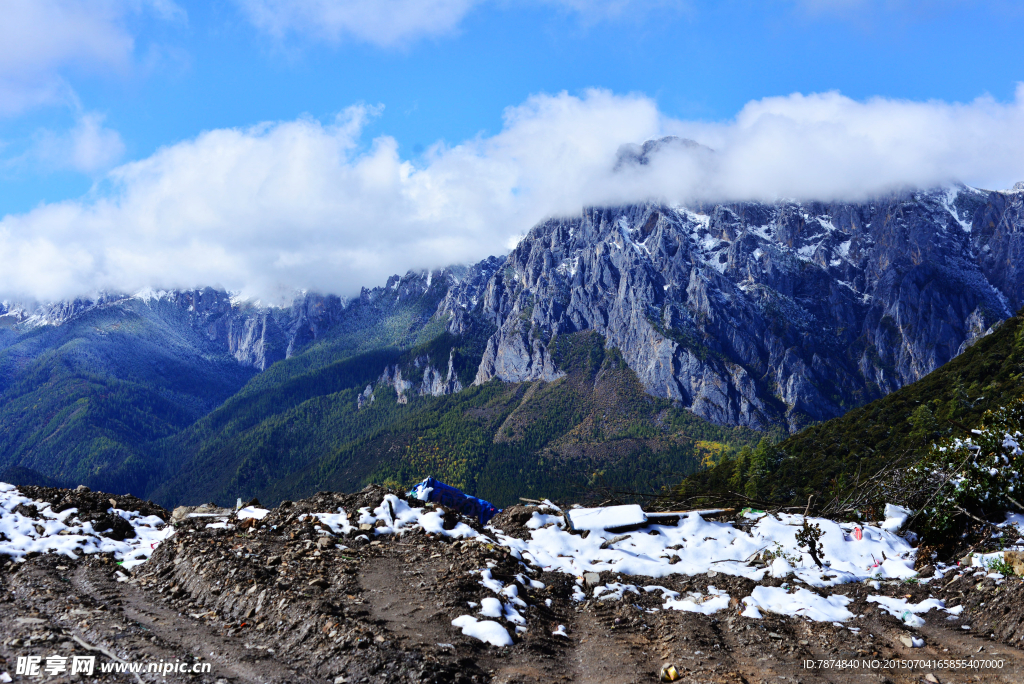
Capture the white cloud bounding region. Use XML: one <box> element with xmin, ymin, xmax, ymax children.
<box><xmin>1</xmin><ymin>87</ymin><xmax>1023</xmax><ymax>303</ymax></box>
<box><xmin>235</xmin><ymin>0</ymin><xmax>482</xmax><ymax>47</ymax></box>
<box><xmin>541</xmin><ymin>0</ymin><xmax>687</xmax><ymax>15</ymax></box>
<box><xmin>0</xmin><ymin>0</ymin><xmax>184</xmax><ymax>116</ymax></box>
<box><xmin>31</xmin><ymin>112</ymin><xmax>126</xmax><ymax>174</ymax></box>
<box><xmin>657</xmin><ymin>88</ymin><xmax>1024</xmax><ymax>201</ymax></box>
<box><xmin>235</xmin><ymin>0</ymin><xmax>687</xmax><ymax>47</ymax></box>
<box><xmin>794</xmin><ymin>0</ymin><xmax>986</xmax><ymax>21</ymax></box>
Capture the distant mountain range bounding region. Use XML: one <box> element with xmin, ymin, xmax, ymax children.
<box><xmin>1</xmin><ymin>176</ymin><xmax>1022</xmax><ymax>507</ymax></box>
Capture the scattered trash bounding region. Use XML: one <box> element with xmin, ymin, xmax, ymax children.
<box><xmin>408</xmin><ymin>477</ymin><xmax>500</xmax><ymax>525</ymax></box>
<box><xmin>567</xmin><ymin>504</ymin><xmax>647</xmax><ymax>531</ymax></box>
<box><xmin>659</xmin><ymin>663</ymin><xmax>681</xmax><ymax>682</ymax></box>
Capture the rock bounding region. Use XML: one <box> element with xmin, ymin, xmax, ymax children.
<box><xmin>170</xmin><ymin>506</ymin><xmax>195</xmax><ymax>522</ymax></box>
<box><xmin>91</xmin><ymin>513</ymin><xmax>136</xmax><ymax>541</ymax></box>
<box><xmin>75</xmin><ymin>485</ymin><xmax>90</xmax><ymax>493</ymax></box>
<box><xmin>1004</xmin><ymin>551</ymin><xmax>1024</xmax><ymax>576</ymax></box>
<box><xmin>583</xmin><ymin>572</ymin><xmax>602</xmax><ymax>588</ymax></box>
<box><xmin>316</xmin><ymin>537</ymin><xmax>335</xmax><ymax>550</ymax></box>
<box><xmin>917</xmin><ymin>564</ymin><xmax>936</xmax><ymax>578</ymax></box>
<box><xmin>899</xmin><ymin>634</ymin><xmax>925</xmax><ymax>648</ymax></box>
<box><xmin>359</xmin><ymin>523</ymin><xmax>374</xmax><ymax>532</ymax></box>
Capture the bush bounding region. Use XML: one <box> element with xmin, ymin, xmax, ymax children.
<box><xmin>910</xmin><ymin>397</ymin><xmax>1024</xmax><ymax>538</ymax></box>
<box><xmin>795</xmin><ymin>519</ymin><xmax>825</xmax><ymax>568</ymax></box>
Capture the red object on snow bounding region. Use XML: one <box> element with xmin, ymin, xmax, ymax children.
<box><xmin>853</xmin><ymin>526</ymin><xmax>863</xmax><ymax>541</ymax></box>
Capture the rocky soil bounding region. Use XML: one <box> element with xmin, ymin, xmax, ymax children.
<box><xmin>3</xmin><ymin>485</ymin><xmax>1024</xmax><ymax>683</ymax></box>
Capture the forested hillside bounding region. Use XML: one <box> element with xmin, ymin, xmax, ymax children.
<box><xmin>151</xmin><ymin>331</ymin><xmax>766</xmax><ymax>508</ymax></box>
<box><xmin>677</xmin><ymin>308</ymin><xmax>1024</xmax><ymax>509</ymax></box>
<box><xmin>0</xmin><ymin>299</ymin><xmax>257</xmax><ymax>494</ymax></box>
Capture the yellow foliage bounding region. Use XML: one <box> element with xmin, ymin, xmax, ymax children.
<box><xmin>694</xmin><ymin>440</ymin><xmax>728</xmax><ymax>468</ymax></box>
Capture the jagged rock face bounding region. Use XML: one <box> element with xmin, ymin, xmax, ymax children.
<box><xmin>378</xmin><ymin>365</ymin><xmax>414</xmax><ymax>404</ymax></box>
<box><xmin>416</xmin><ymin>351</ymin><xmax>464</xmax><ymax>397</ymax></box>
<box><xmin>370</xmin><ymin>352</ymin><xmax>465</xmax><ymax>406</ymax></box>
<box><xmin>470</xmin><ymin>186</ymin><xmax>1024</xmax><ymax>432</ymax></box>
<box><xmin>436</xmin><ymin>256</ymin><xmax>506</xmax><ymax>335</ymax></box>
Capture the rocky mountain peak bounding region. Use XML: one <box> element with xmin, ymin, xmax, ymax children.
<box><xmin>464</xmin><ymin>185</ymin><xmax>1024</xmax><ymax>432</ymax></box>
<box><xmin>613</xmin><ymin>136</ymin><xmax>711</xmax><ymax>170</ymax></box>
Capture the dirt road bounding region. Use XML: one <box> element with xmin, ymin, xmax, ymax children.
<box><xmin>3</xmin><ymin>486</ymin><xmax>1024</xmax><ymax>683</ymax></box>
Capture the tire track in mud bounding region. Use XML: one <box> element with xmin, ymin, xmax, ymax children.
<box><xmin>6</xmin><ymin>485</ymin><xmax>1024</xmax><ymax>684</ymax></box>
<box><xmin>69</xmin><ymin>563</ymin><xmax>313</xmax><ymax>684</ymax></box>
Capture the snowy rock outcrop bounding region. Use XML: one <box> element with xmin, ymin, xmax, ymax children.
<box><xmin>463</xmin><ymin>185</ymin><xmax>1024</xmax><ymax>431</ymax></box>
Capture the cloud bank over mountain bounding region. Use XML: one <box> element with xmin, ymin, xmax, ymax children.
<box><xmin>2</xmin><ymin>87</ymin><xmax>1024</xmax><ymax>303</ymax></box>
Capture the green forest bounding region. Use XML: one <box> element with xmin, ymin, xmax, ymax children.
<box><xmin>151</xmin><ymin>330</ymin><xmax>765</xmax><ymax>508</ymax></box>
<box><xmin>677</xmin><ymin>309</ymin><xmax>1024</xmax><ymax>511</ymax></box>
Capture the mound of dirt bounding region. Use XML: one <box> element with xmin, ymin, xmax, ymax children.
<box><xmin>3</xmin><ymin>483</ymin><xmax>1024</xmax><ymax>683</ymax></box>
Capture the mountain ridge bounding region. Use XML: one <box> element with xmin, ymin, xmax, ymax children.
<box><xmin>0</xmin><ymin>182</ymin><xmax>1022</xmax><ymax>504</ymax></box>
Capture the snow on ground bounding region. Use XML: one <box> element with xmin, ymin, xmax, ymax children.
<box><xmin>0</xmin><ymin>484</ymin><xmax>934</xmax><ymax>648</ymax></box>
<box><xmin>340</xmin><ymin>494</ymin><xmax>928</xmax><ymax>643</ymax></box>
<box><xmin>451</xmin><ymin>615</ymin><xmax>513</xmax><ymax>647</ymax></box>
<box><xmin>567</xmin><ymin>504</ymin><xmax>646</xmax><ymax>531</ymax></box>
<box><xmin>744</xmin><ymin>586</ymin><xmax>854</xmax><ymax>622</ymax></box>
<box><xmin>653</xmin><ymin>585</ymin><xmax>731</xmax><ymax>615</ymax></box>
<box><xmin>493</xmin><ymin>505</ymin><xmax>917</xmax><ymax>587</ymax></box>
<box><xmin>0</xmin><ymin>483</ymin><xmax>172</xmax><ymax>570</ymax></box>
<box><xmin>867</xmin><ymin>595</ymin><xmax>951</xmax><ymax>627</ymax></box>
<box><xmin>237</xmin><ymin>506</ymin><xmax>270</xmax><ymax>520</ymax></box>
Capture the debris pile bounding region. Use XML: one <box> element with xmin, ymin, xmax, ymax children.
<box><xmin>2</xmin><ymin>481</ymin><xmax>1024</xmax><ymax>683</ymax></box>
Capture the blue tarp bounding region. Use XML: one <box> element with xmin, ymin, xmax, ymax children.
<box><xmin>408</xmin><ymin>477</ymin><xmax>501</xmax><ymax>526</ymax></box>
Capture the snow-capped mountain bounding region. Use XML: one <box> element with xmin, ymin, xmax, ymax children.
<box><xmin>456</xmin><ymin>184</ymin><xmax>1024</xmax><ymax>431</ymax></box>
<box><xmin>2</xmin><ymin>183</ymin><xmax>1022</xmax><ymax>437</ymax></box>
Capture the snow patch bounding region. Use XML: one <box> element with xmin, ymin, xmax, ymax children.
<box><xmin>451</xmin><ymin>615</ymin><xmax>513</xmax><ymax>647</ymax></box>
<box><xmin>0</xmin><ymin>483</ymin><xmax>172</xmax><ymax>570</ymax></box>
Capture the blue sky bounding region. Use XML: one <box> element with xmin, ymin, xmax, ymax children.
<box><xmin>1</xmin><ymin>0</ymin><xmax>1023</xmax><ymax>301</ymax></box>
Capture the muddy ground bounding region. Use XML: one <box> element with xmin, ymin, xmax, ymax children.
<box><xmin>2</xmin><ymin>485</ymin><xmax>1024</xmax><ymax>683</ymax></box>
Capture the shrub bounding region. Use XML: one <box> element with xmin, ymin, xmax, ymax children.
<box><xmin>910</xmin><ymin>397</ymin><xmax>1024</xmax><ymax>538</ymax></box>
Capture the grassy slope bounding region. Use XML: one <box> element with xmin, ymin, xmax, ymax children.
<box><xmin>678</xmin><ymin>309</ymin><xmax>1024</xmax><ymax>506</ymax></box>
